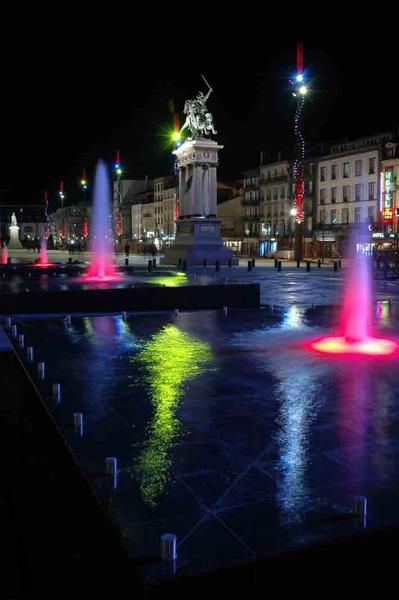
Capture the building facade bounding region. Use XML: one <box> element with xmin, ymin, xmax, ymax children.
<box><xmin>315</xmin><ymin>133</ymin><xmax>394</xmax><ymax>255</ymax></box>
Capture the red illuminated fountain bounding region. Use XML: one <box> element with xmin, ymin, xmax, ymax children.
<box><xmin>1</xmin><ymin>245</ymin><xmax>8</xmax><ymax>265</ymax></box>
<box><xmin>309</xmin><ymin>247</ymin><xmax>397</xmax><ymax>357</ymax></box>
<box><xmin>33</xmin><ymin>236</ymin><xmax>56</xmax><ymax>268</ymax></box>
<box><xmin>83</xmin><ymin>161</ymin><xmax>122</xmax><ymax>283</ymax></box>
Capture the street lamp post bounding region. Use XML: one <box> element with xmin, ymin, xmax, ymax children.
<box><xmin>59</xmin><ymin>181</ymin><xmax>65</xmax><ymax>248</ymax></box>
<box><xmin>289</xmin><ymin>43</ymin><xmax>308</xmax><ymax>263</ymax></box>
<box><xmin>113</xmin><ymin>150</ymin><xmax>123</xmax><ymax>249</ymax></box>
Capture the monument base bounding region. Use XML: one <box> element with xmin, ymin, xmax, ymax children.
<box><xmin>162</xmin><ymin>218</ymin><xmax>238</xmax><ymax>267</ymax></box>
<box><xmin>8</xmin><ymin>226</ymin><xmax>23</xmax><ymax>249</ymax></box>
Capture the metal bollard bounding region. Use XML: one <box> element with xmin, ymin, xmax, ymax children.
<box><xmin>11</xmin><ymin>324</ymin><xmax>18</xmax><ymax>338</ymax></box>
<box><xmin>161</xmin><ymin>533</ymin><xmax>177</xmax><ymax>561</ymax></box>
<box><xmin>52</xmin><ymin>383</ymin><xmax>61</xmax><ymax>403</ymax></box>
<box><xmin>124</xmin><ymin>258</ymin><xmax>129</xmax><ymax>266</ymax></box>
<box><xmin>68</xmin><ymin>257</ymin><xmax>72</xmax><ymax>264</ymax></box>
<box><xmin>215</xmin><ymin>260</ymin><xmax>220</xmax><ymax>272</ymax></box>
<box><xmin>353</xmin><ymin>495</ymin><xmax>367</xmax><ymax>527</ymax></box>
<box><xmin>18</xmin><ymin>334</ymin><xmax>24</xmax><ymax>349</ymax></box>
<box><xmin>73</xmin><ymin>412</ymin><xmax>84</xmax><ymax>437</ymax></box>
<box><xmin>274</xmin><ymin>258</ymin><xmax>278</xmax><ymax>268</ymax></box>
<box><xmin>152</xmin><ymin>258</ymin><xmax>156</xmax><ymax>268</ymax></box>
<box><xmin>247</xmin><ymin>260</ymin><xmax>252</xmax><ymax>272</ymax></box>
<box><xmin>297</xmin><ymin>260</ymin><xmax>300</xmax><ymax>268</ymax></box>
<box><xmin>228</xmin><ymin>258</ymin><xmax>232</xmax><ymax>268</ymax></box>
<box><xmin>277</xmin><ymin>261</ymin><xmax>282</xmax><ymax>272</ymax></box>
<box><xmin>252</xmin><ymin>258</ymin><xmax>255</xmax><ymax>268</ymax></box>
<box><xmin>338</xmin><ymin>259</ymin><xmax>342</xmax><ymax>268</ymax></box>
<box><xmin>147</xmin><ymin>259</ymin><xmax>153</xmax><ymax>273</ymax></box>
<box><xmin>203</xmin><ymin>258</ymin><xmax>207</xmax><ymax>267</ymax></box>
<box><xmin>105</xmin><ymin>457</ymin><xmax>118</xmax><ymax>489</ymax></box>
<box><xmin>306</xmin><ymin>262</ymin><xmax>310</xmax><ymax>272</ymax></box>
<box><xmin>317</xmin><ymin>259</ymin><xmax>321</xmax><ymax>268</ymax></box>
<box><xmin>333</xmin><ymin>261</ymin><xmax>338</xmax><ymax>272</ymax></box>
<box><xmin>27</xmin><ymin>346</ymin><xmax>34</xmax><ymax>362</ymax></box>
<box><xmin>38</xmin><ymin>362</ymin><xmax>45</xmax><ymax>379</ymax></box>
<box><xmin>222</xmin><ymin>306</ymin><xmax>228</xmax><ymax>316</ymax></box>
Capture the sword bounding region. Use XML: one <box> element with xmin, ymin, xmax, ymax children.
<box><xmin>201</xmin><ymin>73</ymin><xmax>212</xmax><ymax>91</ymax></box>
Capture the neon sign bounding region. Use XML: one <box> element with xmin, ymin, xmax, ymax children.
<box><xmin>383</xmin><ymin>169</ymin><xmax>393</xmax><ymax>223</ymax></box>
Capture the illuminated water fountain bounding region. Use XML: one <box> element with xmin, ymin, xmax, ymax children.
<box><xmin>1</xmin><ymin>245</ymin><xmax>8</xmax><ymax>265</ymax></box>
<box><xmin>84</xmin><ymin>161</ymin><xmax>120</xmax><ymax>282</ymax></box>
<box><xmin>310</xmin><ymin>249</ymin><xmax>397</xmax><ymax>356</ymax></box>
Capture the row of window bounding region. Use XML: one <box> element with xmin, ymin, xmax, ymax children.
<box><xmin>319</xmin><ymin>206</ymin><xmax>374</xmax><ymax>225</ymax></box>
<box><xmin>319</xmin><ymin>182</ymin><xmax>376</xmax><ymax>204</ymax></box>
<box><xmin>320</xmin><ymin>157</ymin><xmax>376</xmax><ymax>181</ymax></box>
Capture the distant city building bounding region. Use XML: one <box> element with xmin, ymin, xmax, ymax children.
<box><xmin>49</xmin><ymin>204</ymin><xmax>91</xmax><ymax>248</ymax></box>
<box><xmin>315</xmin><ymin>132</ymin><xmax>394</xmax><ymax>256</ymax></box>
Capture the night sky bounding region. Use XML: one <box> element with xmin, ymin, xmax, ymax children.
<box><xmin>2</xmin><ymin>21</ymin><xmax>397</xmax><ymax>206</ymax></box>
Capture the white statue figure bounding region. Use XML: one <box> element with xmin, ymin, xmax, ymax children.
<box><xmin>11</xmin><ymin>212</ymin><xmax>17</xmax><ymax>226</ymax></box>
<box><xmin>180</xmin><ymin>75</ymin><xmax>217</xmax><ymax>140</ymax></box>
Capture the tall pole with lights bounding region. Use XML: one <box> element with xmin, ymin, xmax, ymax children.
<box><xmin>59</xmin><ymin>180</ymin><xmax>65</xmax><ymax>246</ymax></box>
<box><xmin>114</xmin><ymin>150</ymin><xmax>123</xmax><ymax>248</ymax></box>
<box><xmin>290</xmin><ymin>43</ymin><xmax>307</xmax><ymax>262</ymax></box>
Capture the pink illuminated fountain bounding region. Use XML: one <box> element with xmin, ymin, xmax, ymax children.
<box><xmin>34</xmin><ymin>236</ymin><xmax>55</xmax><ymax>268</ymax></box>
<box><xmin>310</xmin><ymin>244</ymin><xmax>397</xmax><ymax>356</ymax></box>
<box><xmin>84</xmin><ymin>161</ymin><xmax>121</xmax><ymax>282</ymax></box>
<box><xmin>1</xmin><ymin>245</ymin><xmax>8</xmax><ymax>265</ymax></box>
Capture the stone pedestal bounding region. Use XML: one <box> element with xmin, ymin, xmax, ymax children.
<box><xmin>162</xmin><ymin>138</ymin><xmax>237</xmax><ymax>266</ymax></box>
<box><xmin>8</xmin><ymin>225</ymin><xmax>23</xmax><ymax>249</ymax></box>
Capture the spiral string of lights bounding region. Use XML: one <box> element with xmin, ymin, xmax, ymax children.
<box><xmin>290</xmin><ymin>43</ymin><xmax>307</xmax><ymax>225</ymax></box>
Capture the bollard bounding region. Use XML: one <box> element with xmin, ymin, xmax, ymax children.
<box><xmin>152</xmin><ymin>258</ymin><xmax>156</xmax><ymax>268</ymax></box>
<box><xmin>52</xmin><ymin>383</ymin><xmax>61</xmax><ymax>403</ymax></box>
<box><xmin>333</xmin><ymin>261</ymin><xmax>338</xmax><ymax>272</ymax></box>
<box><xmin>161</xmin><ymin>533</ymin><xmax>177</xmax><ymax>561</ymax></box>
<box><xmin>203</xmin><ymin>258</ymin><xmax>207</xmax><ymax>268</ymax></box>
<box><xmin>317</xmin><ymin>259</ymin><xmax>321</xmax><ymax>268</ymax></box>
<box><xmin>147</xmin><ymin>259</ymin><xmax>153</xmax><ymax>273</ymax></box>
<box><xmin>68</xmin><ymin>257</ymin><xmax>72</xmax><ymax>264</ymax></box>
<box><xmin>64</xmin><ymin>315</ymin><xmax>71</xmax><ymax>325</ymax></box>
<box><xmin>252</xmin><ymin>258</ymin><xmax>255</xmax><ymax>268</ymax></box>
<box><xmin>122</xmin><ymin>311</ymin><xmax>127</xmax><ymax>320</ymax></box>
<box><xmin>38</xmin><ymin>362</ymin><xmax>45</xmax><ymax>380</ymax></box>
<box><xmin>222</xmin><ymin>306</ymin><xmax>228</xmax><ymax>316</ymax></box>
<box><xmin>6</xmin><ymin>317</ymin><xmax>12</xmax><ymax>328</ymax></box>
<box><xmin>124</xmin><ymin>258</ymin><xmax>129</xmax><ymax>266</ymax></box>
<box><xmin>306</xmin><ymin>262</ymin><xmax>311</xmax><ymax>272</ymax></box>
<box><xmin>247</xmin><ymin>260</ymin><xmax>252</xmax><ymax>272</ymax></box>
<box><xmin>105</xmin><ymin>457</ymin><xmax>118</xmax><ymax>489</ymax></box>
<box><xmin>274</xmin><ymin>258</ymin><xmax>278</xmax><ymax>268</ymax></box>
<box><xmin>353</xmin><ymin>495</ymin><xmax>367</xmax><ymax>527</ymax></box>
<box><xmin>177</xmin><ymin>258</ymin><xmax>182</xmax><ymax>269</ymax></box>
<box><xmin>27</xmin><ymin>346</ymin><xmax>34</xmax><ymax>362</ymax></box>
<box><xmin>228</xmin><ymin>258</ymin><xmax>232</xmax><ymax>268</ymax></box>
<box><xmin>338</xmin><ymin>259</ymin><xmax>342</xmax><ymax>268</ymax></box>
<box><xmin>215</xmin><ymin>260</ymin><xmax>220</xmax><ymax>272</ymax></box>
<box><xmin>7</xmin><ymin>257</ymin><xmax>11</xmax><ymax>264</ymax></box>
<box><xmin>11</xmin><ymin>324</ymin><xmax>18</xmax><ymax>338</ymax></box>
<box><xmin>18</xmin><ymin>334</ymin><xmax>24</xmax><ymax>349</ymax></box>
<box><xmin>296</xmin><ymin>260</ymin><xmax>300</xmax><ymax>268</ymax></box>
<box><xmin>73</xmin><ymin>412</ymin><xmax>84</xmax><ymax>437</ymax></box>
<box><xmin>277</xmin><ymin>261</ymin><xmax>282</xmax><ymax>272</ymax></box>
<box><xmin>182</xmin><ymin>260</ymin><xmax>187</xmax><ymax>272</ymax></box>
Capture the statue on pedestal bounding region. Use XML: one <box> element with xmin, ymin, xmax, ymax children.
<box><xmin>180</xmin><ymin>75</ymin><xmax>217</xmax><ymax>140</ymax></box>
<box><xmin>11</xmin><ymin>212</ymin><xmax>17</xmax><ymax>226</ymax></box>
